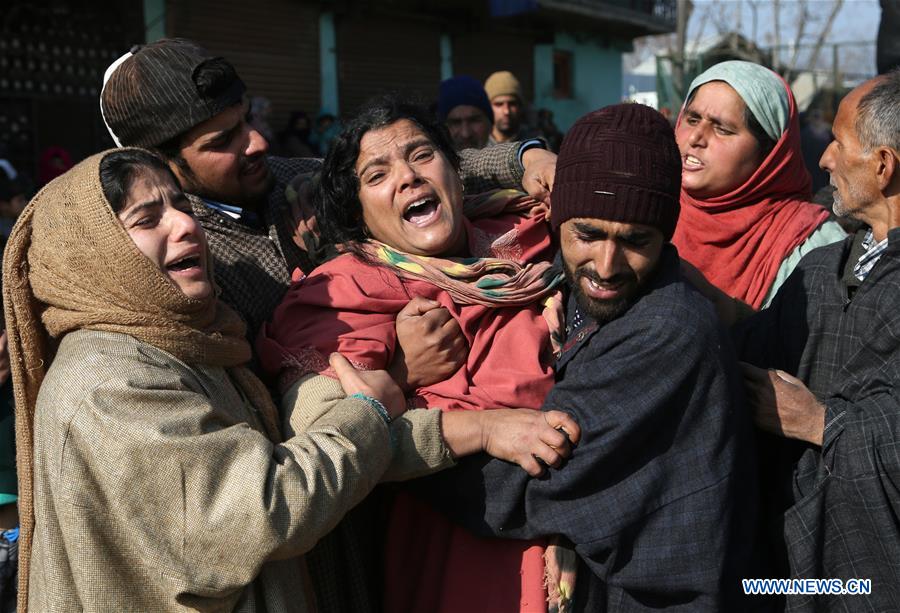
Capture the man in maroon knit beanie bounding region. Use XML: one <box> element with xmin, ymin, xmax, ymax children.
<box><xmin>414</xmin><ymin>103</ymin><xmax>761</xmax><ymax>612</ymax></box>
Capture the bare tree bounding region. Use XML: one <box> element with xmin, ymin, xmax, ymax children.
<box><xmin>689</xmin><ymin>6</ymin><xmax>711</xmax><ymax>56</ymax></box>
<box><xmin>747</xmin><ymin>0</ymin><xmax>760</xmax><ymax>42</ymax></box>
<box><xmin>709</xmin><ymin>0</ymin><xmax>735</xmax><ymax>35</ymax></box>
<box><xmin>772</xmin><ymin>0</ymin><xmax>781</xmax><ymax>69</ymax></box>
<box><xmin>673</xmin><ymin>0</ymin><xmax>694</xmax><ymax>96</ymax></box>
<box><xmin>805</xmin><ymin>0</ymin><xmax>845</xmax><ymax>77</ymax></box>
<box><xmin>784</xmin><ymin>0</ymin><xmax>809</xmax><ymax>82</ymax></box>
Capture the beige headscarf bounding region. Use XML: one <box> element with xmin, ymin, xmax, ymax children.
<box><xmin>2</xmin><ymin>149</ymin><xmax>282</xmax><ymax>611</ymax></box>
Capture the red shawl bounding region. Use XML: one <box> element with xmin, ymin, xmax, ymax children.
<box><xmin>671</xmin><ymin>78</ymin><xmax>829</xmax><ymax>308</ymax></box>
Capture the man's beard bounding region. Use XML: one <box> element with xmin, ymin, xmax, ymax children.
<box><xmin>564</xmin><ymin>264</ymin><xmax>638</xmax><ymax>324</ymax></box>
<box><xmin>496</xmin><ymin>118</ymin><xmax>520</xmax><ymax>137</ymax></box>
<box><xmin>830</xmin><ymin>179</ymin><xmax>864</xmax><ymax>219</ymax></box>
<box><xmin>180</xmin><ymin>155</ymin><xmax>273</xmax><ymax>208</ymax></box>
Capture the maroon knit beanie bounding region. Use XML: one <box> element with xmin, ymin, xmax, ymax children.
<box><xmin>550</xmin><ymin>103</ymin><xmax>682</xmax><ymax>239</ymax></box>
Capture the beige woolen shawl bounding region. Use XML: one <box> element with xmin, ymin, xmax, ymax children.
<box><xmin>2</xmin><ymin>150</ymin><xmax>282</xmax><ymax>612</ymax></box>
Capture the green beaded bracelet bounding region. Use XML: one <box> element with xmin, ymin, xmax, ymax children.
<box><xmin>349</xmin><ymin>392</ymin><xmax>391</xmax><ymax>426</ymax></box>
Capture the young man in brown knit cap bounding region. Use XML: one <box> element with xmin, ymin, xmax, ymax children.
<box><xmin>414</xmin><ymin>103</ymin><xmax>761</xmax><ymax>612</ymax></box>
<box><xmin>485</xmin><ymin>70</ymin><xmax>534</xmax><ymax>144</ymax></box>
<box><xmin>99</xmin><ymin>38</ymin><xmax>557</xmax><ymax>339</ymax></box>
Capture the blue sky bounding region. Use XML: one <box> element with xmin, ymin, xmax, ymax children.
<box><xmin>686</xmin><ymin>0</ymin><xmax>880</xmax><ymax>74</ymax></box>
<box><xmin>688</xmin><ymin>0</ymin><xmax>879</xmax><ymax>41</ymax></box>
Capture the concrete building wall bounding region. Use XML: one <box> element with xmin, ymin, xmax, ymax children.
<box><xmin>167</xmin><ymin>0</ymin><xmax>321</xmax><ymax>133</ymax></box>
<box><xmin>156</xmin><ymin>2</ymin><xmax>650</xmax><ymax>134</ymax></box>
<box><xmin>335</xmin><ymin>15</ymin><xmax>442</xmax><ymax>115</ymax></box>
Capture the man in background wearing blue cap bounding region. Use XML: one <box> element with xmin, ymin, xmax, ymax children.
<box><xmin>438</xmin><ymin>75</ymin><xmax>494</xmax><ymax>150</ymax></box>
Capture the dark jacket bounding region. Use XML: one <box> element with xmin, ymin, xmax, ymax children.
<box><xmin>735</xmin><ymin>228</ymin><xmax>900</xmax><ymax>612</ymax></box>
<box><xmin>415</xmin><ymin>246</ymin><xmax>759</xmax><ymax>612</ymax></box>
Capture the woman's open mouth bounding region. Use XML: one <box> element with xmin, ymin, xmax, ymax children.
<box><xmin>403</xmin><ymin>197</ymin><xmax>441</xmax><ymax>227</ymax></box>
<box><xmin>683</xmin><ymin>154</ymin><xmax>704</xmax><ymax>170</ymax></box>
<box><xmin>166</xmin><ymin>254</ymin><xmax>202</xmax><ymax>274</ymax></box>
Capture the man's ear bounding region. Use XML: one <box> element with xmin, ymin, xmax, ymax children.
<box><xmin>167</xmin><ymin>158</ymin><xmax>186</xmax><ymax>185</ymax></box>
<box><xmin>164</xmin><ymin>150</ymin><xmax>196</xmax><ymax>193</ymax></box>
<box><xmin>877</xmin><ymin>147</ymin><xmax>899</xmax><ymax>194</ymax></box>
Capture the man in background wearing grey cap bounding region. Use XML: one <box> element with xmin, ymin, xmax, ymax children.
<box><xmin>100</xmin><ymin>38</ymin><xmax>557</xmax><ymax>340</ymax></box>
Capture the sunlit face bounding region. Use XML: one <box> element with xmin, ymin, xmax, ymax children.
<box><xmin>117</xmin><ymin>167</ymin><xmax>212</xmax><ymax>300</ymax></box>
<box><xmin>445</xmin><ymin>105</ymin><xmax>492</xmax><ymax>150</ymax></box>
<box><xmin>491</xmin><ymin>94</ymin><xmax>522</xmax><ymax>138</ymax></box>
<box><xmin>174</xmin><ymin>100</ymin><xmax>273</xmax><ymax>208</ymax></box>
<box><xmin>560</xmin><ymin>217</ymin><xmax>664</xmax><ymax>323</ymax></box>
<box><xmin>819</xmin><ymin>81</ymin><xmax>880</xmax><ymax>223</ymax></box>
<box><xmin>356</xmin><ymin>119</ymin><xmax>466</xmax><ymax>256</ymax></box>
<box><xmin>675</xmin><ymin>81</ymin><xmax>766</xmax><ymax>199</ymax></box>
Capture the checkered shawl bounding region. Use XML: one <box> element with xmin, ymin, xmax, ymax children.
<box><xmin>190</xmin><ymin>157</ymin><xmax>321</xmax><ymax>340</ymax></box>
<box><xmin>736</xmin><ymin>227</ymin><xmax>900</xmax><ymax>612</ymax></box>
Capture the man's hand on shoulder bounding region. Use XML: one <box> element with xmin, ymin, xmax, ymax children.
<box><xmin>283</xmin><ymin>172</ymin><xmax>319</xmax><ymax>250</ymax></box>
<box><xmin>521</xmin><ymin>147</ymin><xmax>556</xmax><ymax>205</ymax></box>
<box><xmin>741</xmin><ymin>362</ymin><xmax>825</xmax><ymax>445</ymax></box>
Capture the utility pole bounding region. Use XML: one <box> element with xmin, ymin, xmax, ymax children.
<box><xmin>773</xmin><ymin>0</ymin><xmax>781</xmax><ymax>72</ymax></box>
<box><xmin>674</xmin><ymin>0</ymin><xmax>694</xmax><ymax>98</ymax></box>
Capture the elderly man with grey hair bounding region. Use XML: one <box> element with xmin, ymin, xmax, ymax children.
<box><xmin>710</xmin><ymin>68</ymin><xmax>900</xmax><ymax>611</ymax></box>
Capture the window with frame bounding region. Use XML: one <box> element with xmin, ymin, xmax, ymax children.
<box><xmin>553</xmin><ymin>50</ymin><xmax>574</xmax><ymax>99</ymax></box>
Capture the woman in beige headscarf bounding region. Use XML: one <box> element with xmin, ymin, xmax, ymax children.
<box><xmin>3</xmin><ymin>148</ymin><xmax>411</xmax><ymax>612</ymax></box>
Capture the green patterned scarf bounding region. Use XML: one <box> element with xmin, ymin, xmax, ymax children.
<box><xmin>359</xmin><ymin>190</ymin><xmax>565</xmax><ymax>353</ymax></box>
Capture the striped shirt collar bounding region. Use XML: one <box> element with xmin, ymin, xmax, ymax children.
<box><xmin>853</xmin><ymin>228</ymin><xmax>889</xmax><ymax>281</ymax></box>
<box><xmin>201</xmin><ymin>198</ymin><xmax>260</xmax><ymax>227</ymax></box>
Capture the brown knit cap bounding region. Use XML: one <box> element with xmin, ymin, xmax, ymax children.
<box><xmin>101</xmin><ymin>38</ymin><xmax>246</xmax><ymax>147</ymax></box>
<box><xmin>550</xmin><ymin>103</ymin><xmax>682</xmax><ymax>238</ymax></box>
<box><xmin>485</xmin><ymin>70</ymin><xmax>523</xmax><ymax>101</ymax></box>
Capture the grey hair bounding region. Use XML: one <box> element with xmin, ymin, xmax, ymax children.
<box><xmin>856</xmin><ymin>68</ymin><xmax>900</xmax><ymax>153</ymax></box>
